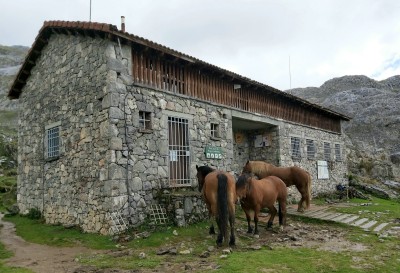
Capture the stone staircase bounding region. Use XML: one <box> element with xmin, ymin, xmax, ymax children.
<box><xmin>287</xmin><ymin>205</ymin><xmax>399</xmax><ymax>236</ymax></box>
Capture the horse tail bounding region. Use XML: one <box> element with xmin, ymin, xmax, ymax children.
<box><xmin>217</xmin><ymin>173</ymin><xmax>229</xmax><ymax>243</ymax></box>
<box><xmin>278</xmin><ymin>201</ymin><xmax>283</xmax><ymax>225</ymax></box>
<box><xmin>306</xmin><ymin>172</ymin><xmax>312</xmax><ymax>209</ymax></box>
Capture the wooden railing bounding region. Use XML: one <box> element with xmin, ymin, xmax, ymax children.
<box><xmin>132</xmin><ymin>49</ymin><xmax>341</xmax><ymax>133</ymax></box>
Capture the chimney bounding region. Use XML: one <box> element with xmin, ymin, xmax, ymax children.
<box><xmin>121</xmin><ymin>16</ymin><xmax>125</xmax><ymax>32</ymax></box>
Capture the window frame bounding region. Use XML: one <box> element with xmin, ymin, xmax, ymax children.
<box><xmin>44</xmin><ymin>121</ymin><xmax>61</xmax><ymax>160</ymax></box>
<box><xmin>290</xmin><ymin>136</ymin><xmax>301</xmax><ymax>160</ymax></box>
<box><xmin>323</xmin><ymin>142</ymin><xmax>331</xmax><ymax>161</ymax></box>
<box><xmin>306</xmin><ymin>138</ymin><xmax>316</xmax><ymax>160</ymax></box>
<box><xmin>139</xmin><ymin>111</ymin><xmax>153</xmax><ymax>132</ymax></box>
<box><xmin>210</xmin><ymin>123</ymin><xmax>220</xmax><ymax>139</ymax></box>
<box><xmin>335</xmin><ymin>143</ymin><xmax>342</xmax><ymax>162</ymax></box>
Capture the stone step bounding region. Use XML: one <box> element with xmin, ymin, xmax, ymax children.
<box><xmin>361</xmin><ymin>220</ymin><xmax>378</xmax><ymax>230</ymax></box>
<box><xmin>320</xmin><ymin>213</ymin><xmax>343</xmax><ymax>220</ymax></box>
<box><xmin>331</xmin><ymin>214</ymin><xmax>352</xmax><ymax>222</ymax></box>
<box><xmin>351</xmin><ymin>218</ymin><xmax>369</xmax><ymax>227</ymax></box>
<box><xmin>339</xmin><ymin>215</ymin><xmax>360</xmax><ymax>224</ymax></box>
<box><xmin>373</xmin><ymin>222</ymin><xmax>390</xmax><ymax>232</ymax></box>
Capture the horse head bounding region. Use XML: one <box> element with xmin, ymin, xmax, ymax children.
<box><xmin>196</xmin><ymin>165</ymin><xmax>215</xmax><ymax>192</ymax></box>
<box><xmin>236</xmin><ymin>173</ymin><xmax>252</xmax><ymax>199</ymax></box>
<box><xmin>242</xmin><ymin>160</ymin><xmax>252</xmax><ymax>174</ymax></box>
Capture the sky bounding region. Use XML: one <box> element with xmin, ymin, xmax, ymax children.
<box><xmin>1</xmin><ymin>0</ymin><xmax>400</xmax><ymax>91</ymax></box>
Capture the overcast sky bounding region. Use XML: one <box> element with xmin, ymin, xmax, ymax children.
<box><xmin>1</xmin><ymin>0</ymin><xmax>399</xmax><ymax>90</ymax></box>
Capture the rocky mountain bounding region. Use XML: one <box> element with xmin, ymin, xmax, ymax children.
<box><xmin>287</xmin><ymin>75</ymin><xmax>400</xmax><ymax>191</ymax></box>
<box><xmin>0</xmin><ymin>45</ymin><xmax>28</xmax><ymax>135</ymax></box>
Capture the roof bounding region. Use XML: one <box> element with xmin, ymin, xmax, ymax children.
<box><xmin>8</xmin><ymin>20</ymin><xmax>350</xmax><ymax>121</ymax></box>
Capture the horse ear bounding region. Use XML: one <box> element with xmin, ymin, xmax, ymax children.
<box><xmin>196</xmin><ymin>165</ymin><xmax>199</xmax><ymax>170</ymax></box>
<box><xmin>246</xmin><ymin>160</ymin><xmax>249</xmax><ymax>164</ymax></box>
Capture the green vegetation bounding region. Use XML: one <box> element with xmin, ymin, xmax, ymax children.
<box><xmin>5</xmin><ymin>215</ymin><xmax>116</xmax><ymax>250</ymax></box>
<box><xmin>327</xmin><ymin>197</ymin><xmax>400</xmax><ymax>223</ymax></box>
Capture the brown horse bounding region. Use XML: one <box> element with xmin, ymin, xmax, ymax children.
<box><xmin>196</xmin><ymin>165</ymin><xmax>236</xmax><ymax>246</ymax></box>
<box><xmin>242</xmin><ymin>160</ymin><xmax>312</xmax><ymax>212</ymax></box>
<box><xmin>236</xmin><ymin>173</ymin><xmax>287</xmax><ymax>234</ymax></box>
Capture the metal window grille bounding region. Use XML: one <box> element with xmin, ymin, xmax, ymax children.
<box><xmin>291</xmin><ymin>137</ymin><xmax>301</xmax><ymax>159</ymax></box>
<box><xmin>168</xmin><ymin>116</ymin><xmax>190</xmax><ymax>187</ymax></box>
<box><xmin>47</xmin><ymin>126</ymin><xmax>60</xmax><ymax>158</ymax></box>
<box><xmin>106</xmin><ymin>212</ymin><xmax>128</xmax><ymax>235</ymax></box>
<box><xmin>306</xmin><ymin>139</ymin><xmax>316</xmax><ymax>159</ymax></box>
<box><xmin>335</xmin><ymin>144</ymin><xmax>342</xmax><ymax>161</ymax></box>
<box><xmin>211</xmin><ymin>123</ymin><xmax>219</xmax><ymax>138</ymax></box>
<box><xmin>324</xmin><ymin>142</ymin><xmax>331</xmax><ymax>161</ymax></box>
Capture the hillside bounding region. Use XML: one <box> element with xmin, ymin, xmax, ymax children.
<box><xmin>287</xmin><ymin>75</ymin><xmax>400</xmax><ymax>187</ymax></box>
<box><xmin>0</xmin><ymin>45</ymin><xmax>28</xmax><ymax>135</ymax></box>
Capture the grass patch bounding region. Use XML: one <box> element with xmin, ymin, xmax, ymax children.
<box><xmin>4</xmin><ymin>215</ymin><xmax>116</xmax><ymax>249</ymax></box>
<box><xmin>326</xmin><ymin>197</ymin><xmax>400</xmax><ymax>222</ymax></box>
<box><xmin>0</xmin><ymin>175</ymin><xmax>17</xmax><ymax>211</ymax></box>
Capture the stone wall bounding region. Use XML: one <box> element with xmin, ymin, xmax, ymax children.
<box><xmin>18</xmin><ymin>34</ymin><xmax>111</xmax><ymax>233</ymax></box>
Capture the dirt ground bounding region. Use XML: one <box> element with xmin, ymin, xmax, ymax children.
<box><xmin>0</xmin><ymin>209</ymin><xmax>368</xmax><ymax>273</ymax></box>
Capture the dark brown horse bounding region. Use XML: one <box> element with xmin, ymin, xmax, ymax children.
<box><xmin>243</xmin><ymin>160</ymin><xmax>312</xmax><ymax>212</ymax></box>
<box><xmin>196</xmin><ymin>165</ymin><xmax>236</xmax><ymax>246</ymax></box>
<box><xmin>236</xmin><ymin>173</ymin><xmax>287</xmax><ymax>234</ymax></box>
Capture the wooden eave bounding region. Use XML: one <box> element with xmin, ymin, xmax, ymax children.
<box><xmin>8</xmin><ymin>20</ymin><xmax>350</xmax><ymax>121</ymax></box>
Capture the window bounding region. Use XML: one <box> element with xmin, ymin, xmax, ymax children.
<box><xmin>291</xmin><ymin>137</ymin><xmax>301</xmax><ymax>160</ymax></box>
<box><xmin>45</xmin><ymin>122</ymin><xmax>61</xmax><ymax>159</ymax></box>
<box><xmin>335</xmin><ymin>144</ymin><xmax>342</xmax><ymax>161</ymax></box>
<box><xmin>323</xmin><ymin>142</ymin><xmax>331</xmax><ymax>161</ymax></box>
<box><xmin>211</xmin><ymin>123</ymin><xmax>220</xmax><ymax>138</ymax></box>
<box><xmin>139</xmin><ymin>111</ymin><xmax>152</xmax><ymax>131</ymax></box>
<box><xmin>306</xmin><ymin>139</ymin><xmax>316</xmax><ymax>160</ymax></box>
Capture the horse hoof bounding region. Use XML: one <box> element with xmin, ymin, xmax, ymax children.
<box><xmin>297</xmin><ymin>208</ymin><xmax>305</xmax><ymax>213</ymax></box>
<box><xmin>254</xmin><ymin>234</ymin><xmax>260</xmax><ymax>239</ymax></box>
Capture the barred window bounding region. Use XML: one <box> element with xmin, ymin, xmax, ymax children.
<box><xmin>335</xmin><ymin>144</ymin><xmax>342</xmax><ymax>161</ymax></box>
<box><xmin>291</xmin><ymin>137</ymin><xmax>301</xmax><ymax>159</ymax></box>
<box><xmin>306</xmin><ymin>139</ymin><xmax>316</xmax><ymax>160</ymax></box>
<box><xmin>139</xmin><ymin>111</ymin><xmax>152</xmax><ymax>131</ymax></box>
<box><xmin>324</xmin><ymin>142</ymin><xmax>331</xmax><ymax>161</ymax></box>
<box><xmin>211</xmin><ymin>123</ymin><xmax>220</xmax><ymax>138</ymax></box>
<box><xmin>45</xmin><ymin>122</ymin><xmax>61</xmax><ymax>159</ymax></box>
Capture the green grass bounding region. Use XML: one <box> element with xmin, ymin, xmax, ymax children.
<box><xmin>327</xmin><ymin>197</ymin><xmax>400</xmax><ymax>222</ymax></box>
<box><xmin>4</xmin><ymin>215</ymin><xmax>116</xmax><ymax>249</ymax></box>
<box><xmin>0</xmin><ymin>175</ymin><xmax>17</xmax><ymax>211</ymax></box>
<box><xmin>1</xmin><ymin>197</ymin><xmax>399</xmax><ymax>272</ymax></box>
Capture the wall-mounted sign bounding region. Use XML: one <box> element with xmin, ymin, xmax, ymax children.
<box><xmin>317</xmin><ymin>160</ymin><xmax>329</xmax><ymax>179</ymax></box>
<box><xmin>205</xmin><ymin>146</ymin><xmax>223</xmax><ymax>159</ymax></box>
<box><xmin>254</xmin><ymin>134</ymin><xmax>270</xmax><ymax>148</ymax></box>
<box><xmin>235</xmin><ymin>132</ymin><xmax>244</xmax><ymax>144</ymax></box>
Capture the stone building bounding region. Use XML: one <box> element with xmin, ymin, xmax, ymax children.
<box><xmin>8</xmin><ymin>21</ymin><xmax>350</xmax><ymax>234</ymax></box>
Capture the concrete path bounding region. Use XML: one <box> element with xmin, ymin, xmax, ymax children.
<box><xmin>287</xmin><ymin>204</ymin><xmax>399</xmax><ymax>236</ymax></box>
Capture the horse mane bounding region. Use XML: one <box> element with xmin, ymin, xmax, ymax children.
<box><xmin>248</xmin><ymin>161</ymin><xmax>271</xmax><ymax>177</ymax></box>
<box><xmin>197</xmin><ymin>165</ymin><xmax>215</xmax><ymax>177</ymax></box>
<box><xmin>236</xmin><ymin>173</ymin><xmax>252</xmax><ymax>189</ymax></box>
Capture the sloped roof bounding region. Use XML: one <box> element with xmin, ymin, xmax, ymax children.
<box><xmin>8</xmin><ymin>20</ymin><xmax>350</xmax><ymax>120</ymax></box>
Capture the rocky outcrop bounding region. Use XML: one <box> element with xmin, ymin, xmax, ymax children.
<box><xmin>287</xmin><ymin>75</ymin><xmax>400</xmax><ymax>191</ymax></box>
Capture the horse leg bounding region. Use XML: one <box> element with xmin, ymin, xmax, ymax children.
<box><xmin>278</xmin><ymin>201</ymin><xmax>287</xmax><ymax>231</ymax></box>
<box><xmin>267</xmin><ymin>206</ymin><xmax>277</xmax><ymax>229</ymax></box>
<box><xmin>209</xmin><ymin>223</ymin><xmax>216</xmax><ymax>235</ymax></box>
<box><xmin>254</xmin><ymin>210</ymin><xmax>259</xmax><ymax>235</ymax></box>
<box><xmin>228</xmin><ymin>210</ymin><xmax>236</xmax><ymax>246</ymax></box>
<box><xmin>244</xmin><ymin>210</ymin><xmax>253</xmax><ymax>234</ymax></box>
<box><xmin>296</xmin><ymin>185</ymin><xmax>308</xmax><ymax>212</ymax></box>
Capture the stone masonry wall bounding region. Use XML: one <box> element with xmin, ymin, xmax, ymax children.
<box><xmin>18</xmin><ymin>34</ymin><xmax>111</xmax><ymax>233</ymax></box>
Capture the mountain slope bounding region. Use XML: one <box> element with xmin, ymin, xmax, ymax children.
<box><xmin>0</xmin><ymin>45</ymin><xmax>28</xmax><ymax>135</ymax></box>
<box><xmin>287</xmin><ymin>75</ymin><xmax>400</xmax><ymax>184</ymax></box>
